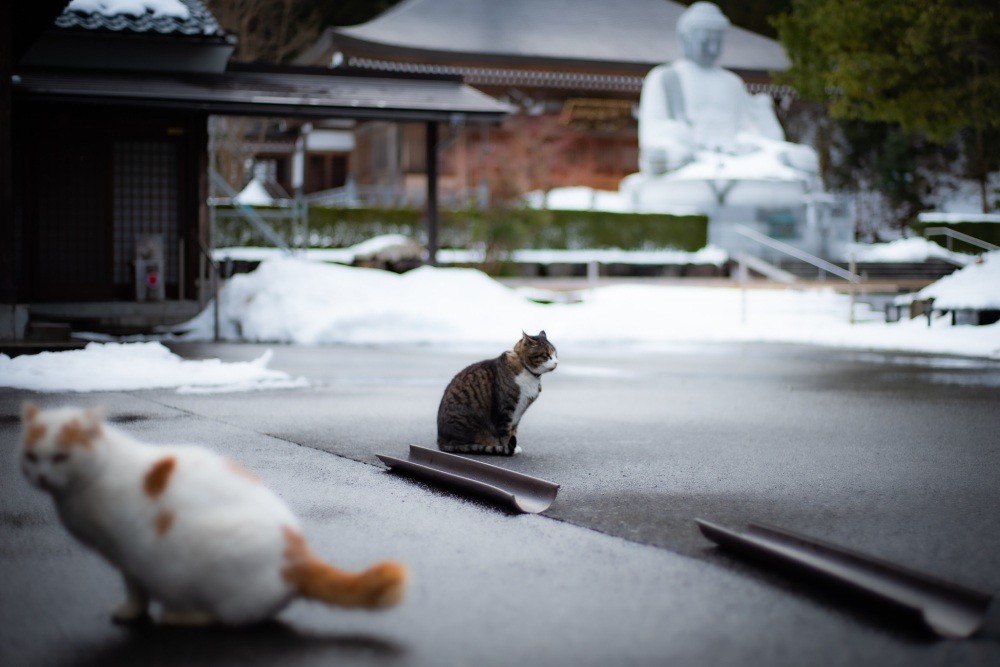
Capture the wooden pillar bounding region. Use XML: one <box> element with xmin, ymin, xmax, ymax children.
<box><xmin>425</xmin><ymin>120</ymin><xmax>439</xmax><ymax>266</ymax></box>
<box><xmin>0</xmin><ymin>0</ymin><xmax>14</xmax><ymax>304</ymax></box>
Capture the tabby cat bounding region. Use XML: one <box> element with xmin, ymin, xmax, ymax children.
<box><xmin>437</xmin><ymin>331</ymin><xmax>558</xmax><ymax>455</ymax></box>
<box><xmin>19</xmin><ymin>404</ymin><xmax>407</xmax><ymax>626</ymax></box>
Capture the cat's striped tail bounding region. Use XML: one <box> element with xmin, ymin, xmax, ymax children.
<box><xmin>282</xmin><ymin>527</ymin><xmax>408</xmax><ymax>609</ymax></box>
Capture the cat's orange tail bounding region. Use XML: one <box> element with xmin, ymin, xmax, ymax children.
<box><xmin>282</xmin><ymin>527</ymin><xmax>407</xmax><ymax>609</ymax></box>
<box><xmin>290</xmin><ymin>560</ymin><xmax>408</xmax><ymax>609</ymax></box>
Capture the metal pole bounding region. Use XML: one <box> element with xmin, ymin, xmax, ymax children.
<box><xmin>848</xmin><ymin>251</ymin><xmax>857</xmax><ymax>325</ymax></box>
<box><xmin>425</xmin><ymin>121</ymin><xmax>439</xmax><ymax>266</ymax></box>
<box><xmin>0</xmin><ymin>1</ymin><xmax>14</xmax><ymax>311</ymax></box>
<box><xmin>212</xmin><ymin>263</ymin><xmax>220</xmax><ymax>343</ymax></box>
<box><xmin>178</xmin><ymin>239</ymin><xmax>185</xmax><ymax>301</ymax></box>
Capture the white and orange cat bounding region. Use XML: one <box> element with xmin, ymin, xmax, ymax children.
<box><xmin>19</xmin><ymin>403</ymin><xmax>407</xmax><ymax>626</ymax></box>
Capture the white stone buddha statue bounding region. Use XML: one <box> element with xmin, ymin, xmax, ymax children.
<box><xmin>636</xmin><ymin>2</ymin><xmax>818</xmax><ymax>179</ymax></box>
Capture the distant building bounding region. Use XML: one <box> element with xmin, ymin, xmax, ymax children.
<box><xmin>14</xmin><ymin>0</ymin><xmax>235</xmax><ymax>304</ymax></box>
<box><xmin>2</xmin><ymin>0</ymin><xmax>508</xmax><ymax>338</ymax></box>
<box><xmin>297</xmin><ymin>0</ymin><xmax>792</xmax><ymax>202</ymax></box>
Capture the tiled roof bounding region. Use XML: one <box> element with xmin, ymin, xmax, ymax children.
<box><xmin>54</xmin><ymin>0</ymin><xmax>226</xmax><ymax>38</ymax></box>
<box><xmin>329</xmin><ymin>0</ymin><xmax>789</xmax><ymax>72</ymax></box>
<box><xmin>345</xmin><ymin>56</ymin><xmax>645</xmax><ymax>93</ymax></box>
<box><xmin>344</xmin><ymin>56</ymin><xmax>795</xmax><ymax>97</ymax></box>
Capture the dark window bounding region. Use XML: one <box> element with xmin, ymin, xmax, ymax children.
<box><xmin>112</xmin><ymin>141</ymin><xmax>180</xmax><ymax>287</ymax></box>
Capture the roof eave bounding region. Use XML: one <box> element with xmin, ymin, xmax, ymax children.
<box><xmin>11</xmin><ymin>67</ymin><xmax>514</xmax><ymax>124</ymax></box>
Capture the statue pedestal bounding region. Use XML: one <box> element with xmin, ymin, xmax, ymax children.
<box><xmin>619</xmin><ymin>151</ymin><xmax>851</xmax><ymax>260</ymax></box>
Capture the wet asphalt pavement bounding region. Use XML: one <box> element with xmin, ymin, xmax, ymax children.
<box><xmin>2</xmin><ymin>341</ymin><xmax>1000</xmax><ymax>666</ymax></box>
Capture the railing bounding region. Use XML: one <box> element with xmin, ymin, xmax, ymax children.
<box><xmin>922</xmin><ymin>227</ymin><xmax>999</xmax><ymax>254</ymax></box>
<box><xmin>209</xmin><ymin>169</ymin><xmax>294</xmax><ymax>253</ymax></box>
<box><xmin>733</xmin><ymin>224</ymin><xmax>861</xmax><ymax>324</ymax></box>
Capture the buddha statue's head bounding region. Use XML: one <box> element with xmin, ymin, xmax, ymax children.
<box><xmin>677</xmin><ymin>2</ymin><xmax>730</xmax><ymax>68</ymax></box>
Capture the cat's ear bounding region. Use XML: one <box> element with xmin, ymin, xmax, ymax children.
<box><xmin>537</xmin><ymin>330</ymin><xmax>547</xmax><ymax>340</ymax></box>
<box><xmin>22</xmin><ymin>402</ymin><xmax>40</xmax><ymax>423</ymax></box>
<box><xmin>522</xmin><ymin>331</ymin><xmax>531</xmax><ymax>342</ymax></box>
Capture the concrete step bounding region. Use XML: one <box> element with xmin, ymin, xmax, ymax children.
<box><xmin>27</xmin><ymin>300</ymin><xmax>203</xmax><ymax>336</ymax></box>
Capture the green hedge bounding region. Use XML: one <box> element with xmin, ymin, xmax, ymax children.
<box><xmin>213</xmin><ymin>205</ymin><xmax>709</xmax><ymax>253</ymax></box>
<box><xmin>911</xmin><ymin>220</ymin><xmax>1000</xmax><ymax>255</ymax></box>
<box><xmin>531</xmin><ymin>209</ymin><xmax>708</xmax><ymax>251</ymax></box>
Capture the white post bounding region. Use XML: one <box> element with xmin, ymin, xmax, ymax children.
<box><xmin>587</xmin><ymin>260</ymin><xmax>599</xmax><ymax>290</ymax></box>
<box><xmin>738</xmin><ymin>254</ymin><xmax>748</xmax><ymax>324</ymax></box>
<box><xmin>848</xmin><ymin>251</ymin><xmax>857</xmax><ymax>325</ymax></box>
<box><xmin>293</xmin><ymin>124</ymin><xmax>311</xmax><ymax>254</ymax></box>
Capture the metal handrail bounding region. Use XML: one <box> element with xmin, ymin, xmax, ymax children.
<box><xmin>733</xmin><ymin>224</ymin><xmax>861</xmax><ymax>324</ymax></box>
<box><xmin>734</xmin><ymin>224</ymin><xmax>861</xmax><ymax>283</ymax></box>
<box><xmin>209</xmin><ymin>169</ymin><xmax>292</xmax><ymax>253</ymax></box>
<box><xmin>923</xmin><ymin>227</ymin><xmax>999</xmax><ymax>253</ymax></box>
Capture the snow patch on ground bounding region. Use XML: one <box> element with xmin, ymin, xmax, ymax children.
<box><xmin>0</xmin><ymin>343</ymin><xmax>308</xmax><ymax>393</ymax></box>
<box><xmin>6</xmin><ymin>250</ymin><xmax>996</xmax><ymax>396</ymax></box>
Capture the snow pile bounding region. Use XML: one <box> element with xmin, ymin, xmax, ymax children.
<box><xmin>844</xmin><ymin>237</ymin><xmax>973</xmax><ymax>265</ymax></box>
<box><xmin>0</xmin><ymin>343</ymin><xmax>308</xmax><ymax>393</ymax></box>
<box><xmin>182</xmin><ymin>260</ymin><xmax>538</xmax><ymax>345</ymax></box>
<box><xmin>174</xmin><ymin>257</ymin><xmax>1000</xmax><ymax>358</ymax></box>
<box><xmin>918</xmin><ymin>212</ymin><xmax>1000</xmax><ymax>224</ymax></box>
<box><xmin>67</xmin><ymin>0</ymin><xmax>190</xmax><ymax>19</ymax></box>
<box><xmin>917</xmin><ymin>251</ymin><xmax>1000</xmax><ymax>310</ymax></box>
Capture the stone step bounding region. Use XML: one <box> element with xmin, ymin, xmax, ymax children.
<box><xmin>26</xmin><ymin>321</ymin><xmax>72</xmax><ymax>343</ymax></box>
<box><xmin>776</xmin><ymin>260</ymin><xmax>960</xmax><ymax>281</ymax></box>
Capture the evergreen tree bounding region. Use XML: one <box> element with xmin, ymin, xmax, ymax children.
<box><xmin>775</xmin><ymin>0</ymin><xmax>1000</xmax><ymax>213</ymax></box>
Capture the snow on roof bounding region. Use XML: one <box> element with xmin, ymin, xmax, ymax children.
<box><xmin>918</xmin><ymin>251</ymin><xmax>1000</xmax><ymax>310</ymax></box>
<box><xmin>918</xmin><ymin>212</ymin><xmax>1000</xmax><ymax>224</ymax></box>
<box><xmin>57</xmin><ymin>0</ymin><xmax>225</xmax><ymax>37</ymax></box>
<box><xmin>845</xmin><ymin>238</ymin><xmax>974</xmax><ymax>265</ymax></box>
<box><xmin>67</xmin><ymin>0</ymin><xmax>189</xmax><ymax>19</ymax></box>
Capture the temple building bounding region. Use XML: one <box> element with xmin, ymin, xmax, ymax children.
<box><xmin>294</xmin><ymin>0</ymin><xmax>793</xmax><ymax>205</ymax></box>
<box><xmin>2</xmin><ymin>0</ymin><xmax>509</xmax><ymax>339</ymax></box>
